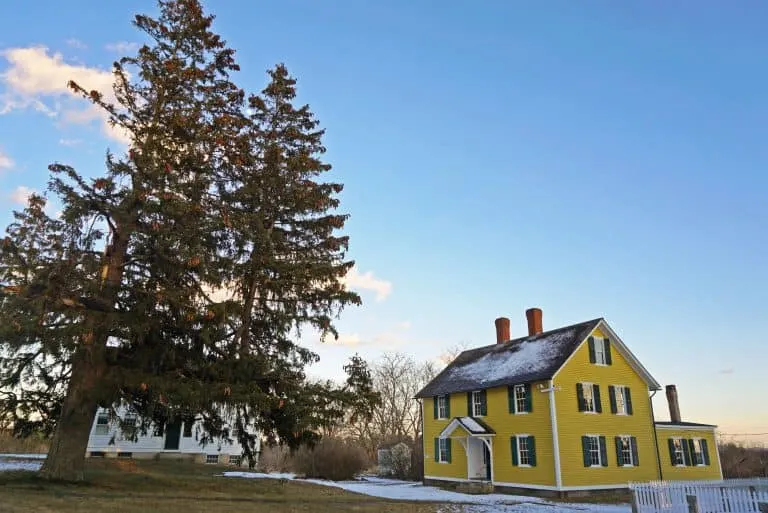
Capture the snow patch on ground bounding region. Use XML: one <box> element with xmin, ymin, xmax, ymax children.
<box><xmin>0</xmin><ymin>453</ymin><xmax>47</xmax><ymax>460</ymax></box>
<box><xmin>0</xmin><ymin>460</ymin><xmax>42</xmax><ymax>472</ymax></box>
<box><xmin>222</xmin><ymin>472</ymin><xmax>631</xmax><ymax>513</ymax></box>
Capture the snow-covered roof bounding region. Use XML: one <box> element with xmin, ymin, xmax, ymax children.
<box><xmin>416</xmin><ymin>319</ymin><xmax>602</xmax><ymax>398</ymax></box>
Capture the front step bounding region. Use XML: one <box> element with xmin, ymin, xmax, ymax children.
<box><xmin>456</xmin><ymin>481</ymin><xmax>494</xmax><ymax>495</ymax></box>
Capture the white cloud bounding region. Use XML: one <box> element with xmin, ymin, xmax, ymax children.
<box><xmin>395</xmin><ymin>321</ymin><xmax>411</xmax><ymax>331</ymax></box>
<box><xmin>0</xmin><ymin>46</ymin><xmax>130</xmax><ymax>144</ymax></box>
<box><xmin>341</xmin><ymin>266</ymin><xmax>392</xmax><ymax>301</ymax></box>
<box><xmin>65</xmin><ymin>38</ymin><xmax>88</xmax><ymax>50</ymax></box>
<box><xmin>58</xmin><ymin>138</ymin><xmax>82</xmax><ymax>146</ymax></box>
<box><xmin>10</xmin><ymin>185</ymin><xmax>35</xmax><ymax>204</ymax></box>
<box><xmin>106</xmin><ymin>42</ymin><xmax>139</xmax><ymax>54</ymax></box>
<box><xmin>328</xmin><ymin>333</ymin><xmax>363</xmax><ymax>347</ymax></box>
<box><xmin>0</xmin><ymin>148</ymin><xmax>13</xmax><ymax>170</ymax></box>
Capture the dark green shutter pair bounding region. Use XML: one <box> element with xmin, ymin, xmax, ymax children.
<box><xmin>576</xmin><ymin>383</ymin><xmax>602</xmax><ymax>412</ymax></box>
<box><xmin>434</xmin><ymin>437</ymin><xmax>452</xmax><ymax>463</ymax></box>
<box><xmin>614</xmin><ymin>436</ymin><xmax>639</xmax><ymax>466</ymax></box>
<box><xmin>581</xmin><ymin>436</ymin><xmax>608</xmax><ymax>467</ymax></box>
<box><xmin>667</xmin><ymin>438</ymin><xmax>710</xmax><ymax>466</ymax></box>
<box><xmin>510</xmin><ymin>436</ymin><xmax>537</xmax><ymax>466</ymax></box>
<box><xmin>587</xmin><ymin>336</ymin><xmax>613</xmax><ymax>365</ymax></box>
<box><xmin>507</xmin><ymin>384</ymin><xmax>533</xmax><ymax>413</ymax></box>
<box><xmin>608</xmin><ymin>385</ymin><xmax>634</xmax><ymax>415</ymax></box>
<box><xmin>467</xmin><ymin>390</ymin><xmax>487</xmax><ymax>416</ymax></box>
<box><xmin>433</xmin><ymin>395</ymin><xmax>451</xmax><ymax>419</ymax></box>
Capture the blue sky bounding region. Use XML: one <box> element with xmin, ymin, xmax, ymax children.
<box><xmin>1</xmin><ymin>1</ymin><xmax>766</xmax><ymax>442</ymax></box>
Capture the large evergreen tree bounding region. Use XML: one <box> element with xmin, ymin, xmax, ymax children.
<box><xmin>0</xmin><ymin>0</ymin><xmax>370</xmax><ymax>481</ymax></box>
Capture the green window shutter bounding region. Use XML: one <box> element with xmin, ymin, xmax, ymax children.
<box><xmin>609</xmin><ymin>386</ymin><xmax>617</xmax><ymax>414</ymax></box>
<box><xmin>511</xmin><ymin>436</ymin><xmax>518</xmax><ymax>466</ymax></box>
<box><xmin>446</xmin><ymin>438</ymin><xmax>452</xmax><ymax>463</ymax></box>
<box><xmin>604</xmin><ymin>340</ymin><xmax>613</xmax><ymax>365</ymax></box>
<box><xmin>667</xmin><ymin>438</ymin><xmax>676</xmax><ymax>464</ymax></box>
<box><xmin>615</xmin><ymin>436</ymin><xmax>624</xmax><ymax>466</ymax></box>
<box><xmin>701</xmin><ymin>439</ymin><xmax>710</xmax><ymax>465</ymax></box>
<box><xmin>576</xmin><ymin>383</ymin><xmax>585</xmax><ymax>412</ymax></box>
<box><xmin>445</xmin><ymin>395</ymin><xmax>451</xmax><ymax>417</ymax></box>
<box><xmin>588</xmin><ymin>336</ymin><xmax>596</xmax><ymax>363</ymax></box>
<box><xmin>524</xmin><ymin>383</ymin><xmax>533</xmax><ymax>412</ymax></box>
<box><xmin>631</xmin><ymin>436</ymin><xmax>639</xmax><ymax>466</ymax></box>
<box><xmin>625</xmin><ymin>387</ymin><xmax>633</xmax><ymax>415</ymax></box>
<box><xmin>434</xmin><ymin>438</ymin><xmax>440</xmax><ymax>462</ymax></box>
<box><xmin>688</xmin><ymin>439</ymin><xmax>697</xmax><ymax>465</ymax></box>
<box><xmin>467</xmin><ymin>392</ymin><xmax>473</xmax><ymax>416</ymax></box>
<box><xmin>582</xmin><ymin>436</ymin><xmax>591</xmax><ymax>467</ymax></box>
<box><xmin>529</xmin><ymin>436</ymin><xmax>537</xmax><ymax>467</ymax></box>
<box><xmin>594</xmin><ymin>384</ymin><xmax>603</xmax><ymax>413</ymax></box>
<box><xmin>480</xmin><ymin>390</ymin><xmax>487</xmax><ymax>416</ymax></box>
<box><xmin>508</xmin><ymin>386</ymin><xmax>515</xmax><ymax>413</ymax></box>
<box><xmin>682</xmin><ymin>439</ymin><xmax>692</xmax><ymax>466</ymax></box>
<box><xmin>433</xmin><ymin>397</ymin><xmax>438</xmax><ymax>419</ymax></box>
<box><xmin>599</xmin><ymin>436</ymin><xmax>608</xmax><ymax>467</ymax></box>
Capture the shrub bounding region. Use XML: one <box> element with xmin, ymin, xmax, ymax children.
<box><xmin>256</xmin><ymin>444</ymin><xmax>293</xmax><ymax>473</ymax></box>
<box><xmin>292</xmin><ymin>438</ymin><xmax>368</xmax><ymax>481</ymax></box>
<box><xmin>0</xmin><ymin>430</ymin><xmax>48</xmax><ymax>454</ymax></box>
<box><xmin>389</xmin><ymin>442</ymin><xmax>412</xmax><ymax>479</ymax></box>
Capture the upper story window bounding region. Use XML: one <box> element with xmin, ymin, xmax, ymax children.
<box><xmin>668</xmin><ymin>437</ymin><xmax>711</xmax><ymax>467</ymax></box>
<box><xmin>670</xmin><ymin>438</ymin><xmax>686</xmax><ymax>466</ymax></box>
<box><xmin>588</xmin><ymin>336</ymin><xmax>612</xmax><ymax>365</ymax></box>
<box><xmin>508</xmin><ymin>384</ymin><xmax>531</xmax><ymax>414</ymax></box>
<box><xmin>469</xmin><ymin>390</ymin><xmax>487</xmax><ymax>417</ymax></box>
<box><xmin>437</xmin><ymin>395</ymin><xmax>449</xmax><ymax>419</ymax></box>
<box><xmin>94</xmin><ymin>412</ymin><xmax>109</xmax><ymax>435</ymax></box>
<box><xmin>691</xmin><ymin>438</ymin><xmax>707</xmax><ymax>466</ymax></box>
<box><xmin>577</xmin><ymin>383</ymin><xmax>602</xmax><ymax>413</ymax></box>
<box><xmin>609</xmin><ymin>385</ymin><xmax>633</xmax><ymax>415</ymax></box>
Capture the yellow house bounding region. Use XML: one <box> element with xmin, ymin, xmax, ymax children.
<box><xmin>415</xmin><ymin>308</ymin><xmax>722</xmax><ymax>496</ymax></box>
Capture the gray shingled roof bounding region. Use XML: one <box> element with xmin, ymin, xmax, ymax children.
<box><xmin>415</xmin><ymin>318</ymin><xmax>602</xmax><ymax>398</ymax></box>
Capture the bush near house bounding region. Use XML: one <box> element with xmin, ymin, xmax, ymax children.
<box><xmin>0</xmin><ymin>430</ymin><xmax>48</xmax><ymax>454</ymax></box>
<box><xmin>292</xmin><ymin>438</ymin><xmax>369</xmax><ymax>481</ymax></box>
<box><xmin>719</xmin><ymin>442</ymin><xmax>768</xmax><ymax>478</ymax></box>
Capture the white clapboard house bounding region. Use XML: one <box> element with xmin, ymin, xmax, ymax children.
<box><xmin>86</xmin><ymin>406</ymin><xmax>259</xmax><ymax>466</ymax></box>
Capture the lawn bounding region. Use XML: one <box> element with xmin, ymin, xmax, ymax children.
<box><xmin>0</xmin><ymin>459</ymin><xmax>442</xmax><ymax>513</ymax></box>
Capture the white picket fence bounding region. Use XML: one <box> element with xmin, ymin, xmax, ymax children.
<box><xmin>630</xmin><ymin>479</ymin><xmax>768</xmax><ymax>513</ymax></box>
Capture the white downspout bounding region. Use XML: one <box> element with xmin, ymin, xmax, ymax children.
<box><xmin>547</xmin><ymin>379</ymin><xmax>563</xmax><ymax>490</ymax></box>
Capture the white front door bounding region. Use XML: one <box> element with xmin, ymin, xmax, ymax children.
<box><xmin>467</xmin><ymin>437</ymin><xmax>487</xmax><ymax>479</ymax></box>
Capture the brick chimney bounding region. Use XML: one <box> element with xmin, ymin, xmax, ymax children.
<box><xmin>495</xmin><ymin>317</ymin><xmax>510</xmax><ymax>344</ymax></box>
<box><xmin>525</xmin><ymin>308</ymin><xmax>543</xmax><ymax>336</ymax></box>
<box><xmin>666</xmin><ymin>385</ymin><xmax>682</xmax><ymax>424</ymax></box>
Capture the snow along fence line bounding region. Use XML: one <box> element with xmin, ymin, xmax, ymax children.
<box><xmin>630</xmin><ymin>479</ymin><xmax>768</xmax><ymax>513</ymax></box>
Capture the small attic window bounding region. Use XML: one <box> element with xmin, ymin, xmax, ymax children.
<box><xmin>588</xmin><ymin>337</ymin><xmax>612</xmax><ymax>365</ymax></box>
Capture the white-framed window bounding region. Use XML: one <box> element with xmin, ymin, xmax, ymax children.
<box><xmin>206</xmin><ymin>454</ymin><xmax>219</xmax><ymax>464</ymax></box>
<box><xmin>584</xmin><ymin>435</ymin><xmax>603</xmax><ymax>467</ymax></box>
<box><xmin>514</xmin><ymin>385</ymin><xmax>528</xmax><ymax>414</ymax></box>
<box><xmin>437</xmin><ymin>395</ymin><xmax>448</xmax><ymax>419</ymax></box>
<box><xmin>124</xmin><ymin>413</ymin><xmax>138</xmax><ymax>427</ymax></box>
<box><xmin>94</xmin><ymin>412</ymin><xmax>109</xmax><ymax>435</ymax></box>
<box><xmin>671</xmin><ymin>438</ymin><xmax>686</xmax><ymax>466</ymax></box>
<box><xmin>691</xmin><ymin>438</ymin><xmax>705</xmax><ymax>466</ymax></box>
<box><xmin>472</xmin><ymin>391</ymin><xmax>484</xmax><ymax>417</ymax></box>
<box><xmin>617</xmin><ymin>435</ymin><xmax>634</xmax><ymax>466</ymax></box>
<box><xmin>512</xmin><ymin>435</ymin><xmax>536</xmax><ymax>466</ymax></box>
<box><xmin>229</xmin><ymin>455</ymin><xmax>241</xmax><ymax>466</ymax></box>
<box><xmin>594</xmin><ymin>338</ymin><xmax>607</xmax><ymax>364</ymax></box>
<box><xmin>615</xmin><ymin>386</ymin><xmax>627</xmax><ymax>415</ymax></box>
<box><xmin>579</xmin><ymin>382</ymin><xmax>601</xmax><ymax>413</ymax></box>
<box><xmin>438</xmin><ymin>438</ymin><xmax>450</xmax><ymax>463</ymax></box>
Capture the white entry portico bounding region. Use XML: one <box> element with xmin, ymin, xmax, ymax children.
<box><xmin>439</xmin><ymin>416</ymin><xmax>495</xmax><ymax>481</ymax></box>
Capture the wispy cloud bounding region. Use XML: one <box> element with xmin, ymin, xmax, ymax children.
<box><xmin>719</xmin><ymin>368</ymin><xmax>735</xmax><ymax>375</ymax></box>
<box><xmin>0</xmin><ymin>46</ymin><xmax>130</xmax><ymax>144</ymax></box>
<box><xmin>10</xmin><ymin>185</ymin><xmax>35</xmax><ymax>204</ymax></box>
<box><xmin>0</xmin><ymin>148</ymin><xmax>13</xmax><ymax>170</ymax></box>
<box><xmin>341</xmin><ymin>266</ymin><xmax>393</xmax><ymax>301</ymax></box>
<box><xmin>58</xmin><ymin>138</ymin><xmax>83</xmax><ymax>146</ymax></box>
<box><xmin>395</xmin><ymin>321</ymin><xmax>411</xmax><ymax>331</ymax></box>
<box><xmin>65</xmin><ymin>38</ymin><xmax>88</xmax><ymax>50</ymax></box>
<box><xmin>105</xmin><ymin>41</ymin><xmax>139</xmax><ymax>54</ymax></box>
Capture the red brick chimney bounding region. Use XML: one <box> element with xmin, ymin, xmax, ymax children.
<box><xmin>495</xmin><ymin>317</ymin><xmax>510</xmax><ymax>344</ymax></box>
<box><xmin>666</xmin><ymin>385</ymin><xmax>682</xmax><ymax>424</ymax></box>
<box><xmin>525</xmin><ymin>308</ymin><xmax>543</xmax><ymax>336</ymax></box>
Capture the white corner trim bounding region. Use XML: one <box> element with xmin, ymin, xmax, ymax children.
<box><xmin>548</xmin><ymin>378</ymin><xmax>563</xmax><ymax>490</ymax></box>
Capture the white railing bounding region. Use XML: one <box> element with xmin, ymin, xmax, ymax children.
<box><xmin>630</xmin><ymin>479</ymin><xmax>768</xmax><ymax>513</ymax></box>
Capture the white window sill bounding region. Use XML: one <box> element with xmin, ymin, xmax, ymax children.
<box><xmin>514</xmin><ymin>411</ymin><xmax>529</xmax><ymax>415</ymax></box>
<box><xmin>615</xmin><ymin>412</ymin><xmax>628</xmax><ymax>416</ymax></box>
<box><xmin>593</xmin><ymin>362</ymin><xmax>609</xmax><ymax>366</ymax></box>
<box><xmin>674</xmin><ymin>464</ymin><xmax>686</xmax><ymax>467</ymax></box>
<box><xmin>589</xmin><ymin>464</ymin><xmax>603</xmax><ymax>468</ymax></box>
<box><xmin>582</xmin><ymin>411</ymin><xmax>598</xmax><ymax>415</ymax></box>
<box><xmin>621</xmin><ymin>464</ymin><xmax>635</xmax><ymax>468</ymax></box>
<box><xmin>518</xmin><ymin>464</ymin><xmax>532</xmax><ymax>468</ymax></box>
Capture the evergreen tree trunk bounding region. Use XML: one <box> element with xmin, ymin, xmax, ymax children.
<box><xmin>39</xmin><ymin>348</ymin><xmax>103</xmax><ymax>481</ymax></box>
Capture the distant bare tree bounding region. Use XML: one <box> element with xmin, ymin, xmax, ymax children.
<box><xmin>438</xmin><ymin>341</ymin><xmax>469</xmax><ymax>366</ymax></box>
<box><xmin>718</xmin><ymin>440</ymin><xmax>768</xmax><ymax>478</ymax></box>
